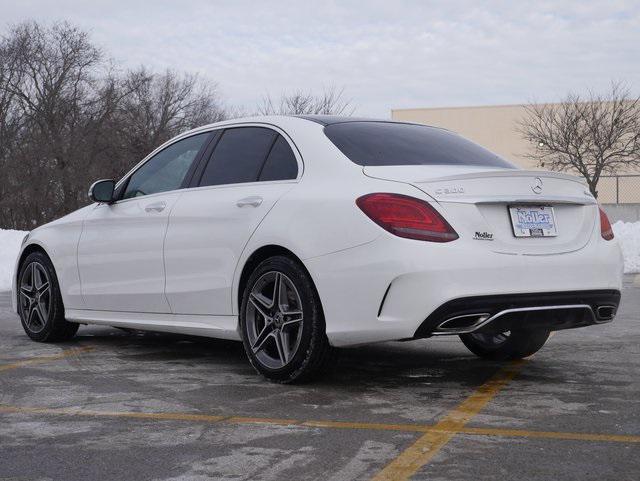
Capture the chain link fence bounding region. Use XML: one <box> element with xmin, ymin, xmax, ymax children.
<box><xmin>597</xmin><ymin>175</ymin><xmax>640</xmax><ymax>204</ymax></box>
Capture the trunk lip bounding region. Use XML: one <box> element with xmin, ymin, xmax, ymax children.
<box><xmin>362</xmin><ymin>167</ymin><xmax>594</xmax><ymax>206</ymax></box>
<box><xmin>415</xmin><ymin>170</ymin><xmax>585</xmax><ymax>186</ymax></box>
<box><xmin>363</xmin><ymin>166</ymin><xmax>586</xmax><ymax>185</ymax></box>
<box><xmin>437</xmin><ymin>195</ymin><xmax>596</xmax><ymax>205</ymax></box>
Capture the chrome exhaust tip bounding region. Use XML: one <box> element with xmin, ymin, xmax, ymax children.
<box><xmin>596</xmin><ymin>305</ymin><xmax>616</xmax><ymax>321</ymax></box>
<box><xmin>435</xmin><ymin>313</ymin><xmax>490</xmax><ymax>334</ymax></box>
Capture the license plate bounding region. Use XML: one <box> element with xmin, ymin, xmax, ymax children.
<box><xmin>509</xmin><ymin>206</ymin><xmax>558</xmax><ymax>237</ymax></box>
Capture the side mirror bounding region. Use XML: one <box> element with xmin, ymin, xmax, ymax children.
<box><xmin>88</xmin><ymin>179</ymin><xmax>116</xmax><ymax>203</ymax></box>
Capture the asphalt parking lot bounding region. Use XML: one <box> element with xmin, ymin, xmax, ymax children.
<box><xmin>1</xmin><ymin>277</ymin><xmax>639</xmax><ymax>481</ymax></box>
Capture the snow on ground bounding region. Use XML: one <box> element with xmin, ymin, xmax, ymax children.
<box><xmin>0</xmin><ymin>229</ymin><xmax>27</xmax><ymax>291</ymax></box>
<box><xmin>612</xmin><ymin>221</ymin><xmax>640</xmax><ymax>274</ymax></box>
<box><xmin>0</xmin><ymin>222</ymin><xmax>638</xmax><ymax>291</ymax></box>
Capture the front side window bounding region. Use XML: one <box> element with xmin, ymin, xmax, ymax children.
<box><xmin>324</xmin><ymin>122</ymin><xmax>515</xmax><ymax>169</ymax></box>
<box><xmin>199</xmin><ymin>127</ymin><xmax>277</xmax><ymax>187</ymax></box>
<box><xmin>122</xmin><ymin>133</ymin><xmax>209</xmax><ymax>199</ymax></box>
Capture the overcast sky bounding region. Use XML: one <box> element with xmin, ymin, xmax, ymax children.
<box><xmin>2</xmin><ymin>0</ymin><xmax>639</xmax><ymax>117</ymax></box>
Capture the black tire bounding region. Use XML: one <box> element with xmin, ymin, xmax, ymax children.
<box><xmin>239</xmin><ymin>256</ymin><xmax>331</xmax><ymax>383</ymax></box>
<box><xmin>17</xmin><ymin>251</ymin><xmax>79</xmax><ymax>342</ymax></box>
<box><xmin>459</xmin><ymin>329</ymin><xmax>550</xmax><ymax>361</ymax></box>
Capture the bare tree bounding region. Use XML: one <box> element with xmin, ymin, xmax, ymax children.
<box><xmin>0</xmin><ymin>21</ymin><xmax>229</xmax><ymax>230</ymax></box>
<box><xmin>519</xmin><ymin>83</ymin><xmax>640</xmax><ymax>198</ymax></box>
<box><xmin>117</xmin><ymin>68</ymin><xmax>227</xmax><ymax>164</ymax></box>
<box><xmin>0</xmin><ymin>21</ymin><xmax>105</xmax><ymax>226</ymax></box>
<box><xmin>0</xmin><ymin>41</ymin><xmax>23</xmax><ymax>212</ymax></box>
<box><xmin>258</xmin><ymin>86</ymin><xmax>353</xmax><ymax>116</ymax></box>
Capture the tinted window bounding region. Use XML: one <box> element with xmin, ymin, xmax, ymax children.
<box><xmin>199</xmin><ymin>127</ymin><xmax>276</xmax><ymax>186</ymax></box>
<box><xmin>122</xmin><ymin>133</ymin><xmax>209</xmax><ymax>199</ymax></box>
<box><xmin>259</xmin><ymin>135</ymin><xmax>298</xmax><ymax>181</ymax></box>
<box><xmin>324</xmin><ymin>122</ymin><xmax>515</xmax><ymax>168</ymax></box>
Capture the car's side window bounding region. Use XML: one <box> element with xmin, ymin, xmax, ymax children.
<box><xmin>122</xmin><ymin>133</ymin><xmax>209</xmax><ymax>199</ymax></box>
<box><xmin>198</xmin><ymin>127</ymin><xmax>277</xmax><ymax>187</ymax></box>
<box><xmin>259</xmin><ymin>135</ymin><xmax>298</xmax><ymax>181</ymax></box>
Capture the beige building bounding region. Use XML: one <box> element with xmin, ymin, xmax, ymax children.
<box><xmin>391</xmin><ymin>104</ymin><xmax>639</xmax><ymax>204</ymax></box>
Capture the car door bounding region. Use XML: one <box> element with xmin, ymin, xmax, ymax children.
<box><xmin>164</xmin><ymin>126</ymin><xmax>301</xmax><ymax>315</ymax></box>
<box><xmin>77</xmin><ymin>132</ymin><xmax>211</xmax><ymax>312</ymax></box>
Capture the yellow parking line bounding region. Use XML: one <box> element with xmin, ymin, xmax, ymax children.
<box><xmin>1</xmin><ymin>402</ymin><xmax>638</xmax><ymax>445</ymax></box>
<box><xmin>0</xmin><ymin>405</ymin><xmax>228</xmax><ymax>423</ymax></box>
<box><xmin>370</xmin><ymin>360</ymin><xmax>526</xmax><ymax>481</ymax></box>
<box><xmin>226</xmin><ymin>416</ymin><xmax>302</xmax><ymax>426</ymax></box>
<box><xmin>302</xmin><ymin>420</ymin><xmax>433</xmax><ymax>432</ymax></box>
<box><xmin>0</xmin><ymin>346</ymin><xmax>94</xmax><ymax>372</ymax></box>
<box><xmin>299</xmin><ymin>421</ymin><xmax>640</xmax><ymax>444</ymax></box>
<box><xmin>459</xmin><ymin>426</ymin><xmax>640</xmax><ymax>444</ymax></box>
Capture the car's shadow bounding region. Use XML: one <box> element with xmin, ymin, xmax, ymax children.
<box><xmin>61</xmin><ymin>325</ymin><xmax>523</xmax><ymax>390</ymax></box>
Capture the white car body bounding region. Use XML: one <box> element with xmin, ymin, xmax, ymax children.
<box><xmin>12</xmin><ymin>115</ymin><xmax>624</xmax><ymax>347</ymax></box>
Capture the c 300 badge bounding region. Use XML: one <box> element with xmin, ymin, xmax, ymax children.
<box><xmin>435</xmin><ymin>186</ymin><xmax>465</xmax><ymax>195</ymax></box>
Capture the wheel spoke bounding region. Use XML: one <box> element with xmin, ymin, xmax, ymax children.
<box><xmin>38</xmin><ymin>281</ymin><xmax>50</xmax><ymax>296</ymax></box>
<box><xmin>274</xmin><ymin>330</ymin><xmax>289</xmax><ymax>364</ymax></box>
<box><xmin>281</xmin><ymin>315</ymin><xmax>303</xmax><ymax>328</ymax></box>
<box><xmin>35</xmin><ymin>305</ymin><xmax>45</xmax><ymax>327</ymax></box>
<box><xmin>272</xmin><ymin>272</ymin><xmax>283</xmax><ymax>310</ymax></box>
<box><xmin>24</xmin><ymin>305</ymin><xmax>32</xmax><ymax>328</ymax></box>
<box><xmin>19</xmin><ymin>294</ymin><xmax>32</xmax><ymax>311</ymax></box>
<box><xmin>31</xmin><ymin>263</ymin><xmax>37</xmax><ymax>289</ymax></box>
<box><xmin>251</xmin><ymin>324</ymin><xmax>274</xmax><ymax>354</ymax></box>
<box><xmin>38</xmin><ymin>298</ymin><xmax>49</xmax><ymax>321</ymax></box>
<box><xmin>27</xmin><ymin>304</ymin><xmax>40</xmax><ymax>329</ymax></box>
<box><xmin>20</xmin><ymin>285</ymin><xmax>34</xmax><ymax>300</ymax></box>
<box><xmin>249</xmin><ymin>294</ymin><xmax>271</xmax><ymax>320</ymax></box>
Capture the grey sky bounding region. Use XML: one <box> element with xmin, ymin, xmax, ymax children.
<box><xmin>2</xmin><ymin>0</ymin><xmax>639</xmax><ymax>117</ymax></box>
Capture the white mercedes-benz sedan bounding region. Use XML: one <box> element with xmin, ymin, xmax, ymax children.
<box><xmin>12</xmin><ymin>115</ymin><xmax>623</xmax><ymax>382</ymax></box>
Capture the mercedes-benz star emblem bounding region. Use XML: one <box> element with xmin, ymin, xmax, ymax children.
<box><xmin>531</xmin><ymin>177</ymin><xmax>543</xmax><ymax>194</ymax></box>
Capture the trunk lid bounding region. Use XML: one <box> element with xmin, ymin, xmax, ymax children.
<box><xmin>363</xmin><ymin>166</ymin><xmax>598</xmax><ymax>255</ymax></box>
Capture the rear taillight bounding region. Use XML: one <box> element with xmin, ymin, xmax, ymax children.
<box><xmin>356</xmin><ymin>193</ymin><xmax>458</xmax><ymax>242</ymax></box>
<box><xmin>599</xmin><ymin>207</ymin><xmax>614</xmax><ymax>240</ymax></box>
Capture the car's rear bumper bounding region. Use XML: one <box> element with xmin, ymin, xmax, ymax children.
<box><xmin>304</xmin><ymin>231</ymin><xmax>624</xmax><ymax>347</ymax></box>
<box><xmin>414</xmin><ymin>289</ymin><xmax>621</xmax><ymax>338</ymax></box>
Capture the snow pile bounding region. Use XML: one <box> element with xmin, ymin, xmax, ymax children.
<box><xmin>612</xmin><ymin>221</ymin><xmax>640</xmax><ymax>274</ymax></box>
<box><xmin>0</xmin><ymin>229</ymin><xmax>27</xmax><ymax>291</ymax></box>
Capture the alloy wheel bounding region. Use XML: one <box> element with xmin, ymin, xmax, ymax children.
<box><xmin>245</xmin><ymin>271</ymin><xmax>304</xmax><ymax>369</ymax></box>
<box><xmin>19</xmin><ymin>262</ymin><xmax>51</xmax><ymax>334</ymax></box>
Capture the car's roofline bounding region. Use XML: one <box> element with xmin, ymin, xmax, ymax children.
<box><xmin>179</xmin><ymin>115</ymin><xmax>447</xmax><ymax>135</ymax></box>
<box><xmin>293</xmin><ymin>115</ymin><xmax>447</xmax><ymax>130</ymax></box>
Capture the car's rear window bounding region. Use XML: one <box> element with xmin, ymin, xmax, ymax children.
<box><xmin>324</xmin><ymin>121</ymin><xmax>515</xmax><ymax>168</ymax></box>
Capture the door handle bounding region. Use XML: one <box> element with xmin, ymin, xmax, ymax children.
<box><xmin>145</xmin><ymin>201</ymin><xmax>166</xmax><ymax>213</ymax></box>
<box><xmin>236</xmin><ymin>196</ymin><xmax>263</xmax><ymax>208</ymax></box>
